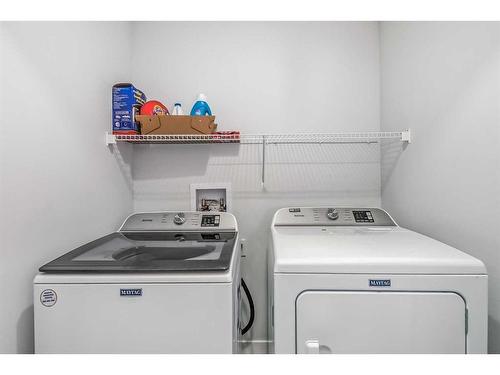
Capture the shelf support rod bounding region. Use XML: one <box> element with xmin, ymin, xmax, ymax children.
<box><xmin>105</xmin><ymin>132</ymin><xmax>116</xmax><ymax>146</ymax></box>
<box><xmin>401</xmin><ymin>129</ymin><xmax>412</xmax><ymax>143</ymax></box>
<box><xmin>261</xmin><ymin>135</ymin><xmax>266</xmax><ymax>186</ymax></box>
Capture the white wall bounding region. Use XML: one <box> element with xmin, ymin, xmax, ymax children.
<box><xmin>380</xmin><ymin>22</ymin><xmax>500</xmax><ymax>353</ymax></box>
<box><xmin>130</xmin><ymin>22</ymin><xmax>381</xmax><ymax>349</ymax></box>
<box><xmin>0</xmin><ymin>22</ymin><xmax>134</xmax><ymax>353</ymax></box>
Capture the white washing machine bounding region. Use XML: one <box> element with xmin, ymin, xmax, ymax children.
<box><xmin>268</xmin><ymin>207</ymin><xmax>488</xmax><ymax>354</ymax></box>
<box><xmin>34</xmin><ymin>211</ymin><xmax>240</xmax><ymax>353</ymax></box>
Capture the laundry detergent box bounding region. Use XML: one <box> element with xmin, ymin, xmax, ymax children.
<box><xmin>112</xmin><ymin>83</ymin><xmax>147</xmax><ymax>134</ymax></box>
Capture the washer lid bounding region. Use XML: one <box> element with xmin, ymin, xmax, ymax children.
<box><xmin>272</xmin><ymin>226</ymin><xmax>486</xmax><ymax>275</ymax></box>
<box><xmin>39</xmin><ymin>231</ymin><xmax>236</xmax><ymax>273</ymax></box>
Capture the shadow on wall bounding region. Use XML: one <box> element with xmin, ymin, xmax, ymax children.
<box><xmin>489</xmin><ymin>314</ymin><xmax>500</xmax><ymax>353</ymax></box>
<box><xmin>109</xmin><ymin>142</ymin><xmax>135</xmax><ymax>191</ymax></box>
<box><xmin>381</xmin><ymin>139</ymin><xmax>407</xmax><ymax>191</ymax></box>
<box><xmin>17</xmin><ymin>305</ymin><xmax>34</xmax><ymax>354</ymax></box>
<box><xmin>131</xmin><ymin>142</ymin><xmax>385</xmax><ymax>198</ymax></box>
<box><xmin>132</xmin><ymin>143</ymin><xmax>241</xmax><ymax>180</ymax></box>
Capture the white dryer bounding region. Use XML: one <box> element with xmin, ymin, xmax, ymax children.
<box><xmin>268</xmin><ymin>207</ymin><xmax>488</xmax><ymax>354</ymax></box>
<box><xmin>34</xmin><ymin>211</ymin><xmax>240</xmax><ymax>354</ymax></box>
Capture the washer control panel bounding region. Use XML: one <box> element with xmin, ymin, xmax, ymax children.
<box><xmin>120</xmin><ymin>212</ymin><xmax>236</xmax><ymax>231</ymax></box>
<box><xmin>201</xmin><ymin>214</ymin><xmax>220</xmax><ymax>227</ymax></box>
<box><xmin>274</xmin><ymin>207</ymin><xmax>396</xmax><ymax>226</ymax></box>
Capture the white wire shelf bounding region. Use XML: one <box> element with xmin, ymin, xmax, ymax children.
<box><xmin>105</xmin><ymin>130</ymin><xmax>411</xmax><ymax>146</ymax></box>
<box><xmin>106</xmin><ymin>129</ymin><xmax>411</xmax><ymax>186</ymax></box>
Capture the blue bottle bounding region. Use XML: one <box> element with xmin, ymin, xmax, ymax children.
<box><xmin>190</xmin><ymin>93</ymin><xmax>212</xmax><ymax>116</ymax></box>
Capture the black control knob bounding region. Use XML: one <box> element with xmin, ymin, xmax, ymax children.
<box><xmin>173</xmin><ymin>213</ymin><xmax>186</xmax><ymax>225</ymax></box>
<box><xmin>327</xmin><ymin>208</ymin><xmax>339</xmax><ymax>220</ymax></box>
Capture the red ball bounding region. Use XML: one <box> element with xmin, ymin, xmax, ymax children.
<box><xmin>140</xmin><ymin>100</ymin><xmax>169</xmax><ymax>115</ymax></box>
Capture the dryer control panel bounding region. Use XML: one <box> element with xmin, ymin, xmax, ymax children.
<box><xmin>273</xmin><ymin>207</ymin><xmax>396</xmax><ymax>226</ymax></box>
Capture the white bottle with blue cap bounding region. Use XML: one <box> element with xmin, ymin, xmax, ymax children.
<box><xmin>190</xmin><ymin>93</ymin><xmax>212</xmax><ymax>116</ymax></box>
<box><xmin>172</xmin><ymin>103</ymin><xmax>184</xmax><ymax>115</ymax></box>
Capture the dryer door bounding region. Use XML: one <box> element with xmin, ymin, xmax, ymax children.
<box><xmin>296</xmin><ymin>291</ymin><xmax>466</xmax><ymax>354</ymax></box>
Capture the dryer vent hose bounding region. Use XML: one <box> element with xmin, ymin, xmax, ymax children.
<box><xmin>240</xmin><ymin>278</ymin><xmax>255</xmax><ymax>335</ymax></box>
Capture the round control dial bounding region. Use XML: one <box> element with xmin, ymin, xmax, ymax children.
<box><xmin>173</xmin><ymin>213</ymin><xmax>186</xmax><ymax>225</ymax></box>
<box><xmin>327</xmin><ymin>208</ymin><xmax>339</xmax><ymax>220</ymax></box>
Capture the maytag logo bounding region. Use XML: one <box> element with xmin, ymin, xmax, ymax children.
<box><xmin>369</xmin><ymin>279</ymin><xmax>391</xmax><ymax>287</ymax></box>
<box><xmin>120</xmin><ymin>288</ymin><xmax>142</xmax><ymax>296</ymax></box>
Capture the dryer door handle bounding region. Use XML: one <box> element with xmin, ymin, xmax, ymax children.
<box><xmin>305</xmin><ymin>339</ymin><xmax>320</xmax><ymax>354</ymax></box>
